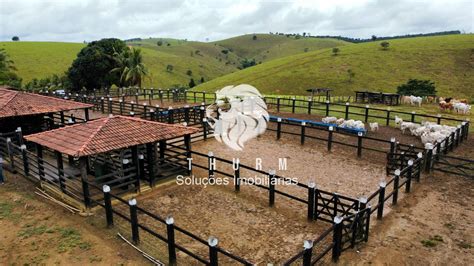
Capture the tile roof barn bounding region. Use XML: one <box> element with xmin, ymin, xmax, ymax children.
<box><xmin>0</xmin><ymin>87</ymin><xmax>93</xmax><ymax>118</ymax></box>
<box><xmin>24</xmin><ymin>115</ymin><xmax>199</xmax><ymax>157</ymax></box>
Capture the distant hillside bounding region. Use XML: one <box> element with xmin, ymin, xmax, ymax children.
<box><xmin>214</xmin><ymin>34</ymin><xmax>349</xmax><ymax>63</ymax></box>
<box><xmin>0</xmin><ymin>34</ymin><xmax>346</xmax><ymax>89</ymax></box>
<box><xmin>193</xmin><ymin>35</ymin><xmax>474</xmax><ymax>99</ymax></box>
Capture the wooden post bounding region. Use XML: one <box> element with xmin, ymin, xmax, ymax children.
<box><xmin>146</xmin><ymin>143</ymin><xmax>155</xmax><ymax>186</ymax></box>
<box><xmin>56</xmin><ymin>151</ymin><xmax>66</xmax><ymax>192</ymax></box>
<box><xmin>291</xmin><ymin>98</ymin><xmax>296</xmax><ymax>113</ymax></box>
<box><xmin>103</xmin><ymin>185</ymin><xmax>114</xmax><ymax>227</ymax></box>
<box><xmin>307</xmin><ymin>182</ymin><xmax>315</xmax><ymax>220</ymax></box>
<box><xmin>345</xmin><ymin>102</ymin><xmax>349</xmax><ymax>120</ymax></box>
<box><xmin>327</xmin><ymin>126</ymin><xmax>334</xmax><ymax>151</ymax></box>
<box><xmin>166</xmin><ymin>216</ymin><xmax>177</xmax><ymax>265</ymax></box>
<box><xmin>364</xmin><ymin>105</ymin><xmax>369</xmax><ymax>123</ymax></box>
<box><xmin>80</xmin><ymin>157</ymin><xmax>91</xmax><ymax>208</ymax></box>
<box><xmin>129</xmin><ymin>198</ymin><xmax>140</xmax><ymax>244</ymax></box>
<box><xmin>425</xmin><ymin>144</ymin><xmax>433</xmax><ymax>173</ymax></box>
<box><xmin>332</xmin><ymin>216</ymin><xmax>343</xmax><ymax>262</ymax></box>
<box><xmin>386</xmin><ymin>109</ymin><xmax>391</xmax><ymax>126</ymax></box>
<box><xmin>20</xmin><ymin>145</ymin><xmax>29</xmax><ymax>177</ymax></box>
<box><xmin>303</xmin><ymin>240</ymin><xmax>313</xmax><ymax>266</ymax></box>
<box><xmin>277</xmin><ymin>97</ymin><xmax>281</xmax><ymax>112</ymax></box>
<box><xmin>325</xmin><ymin>100</ymin><xmax>330</xmax><ymax>116</ymax></box>
<box><xmin>307</xmin><ymin>99</ymin><xmax>312</xmax><ymax>114</ymax></box>
<box><xmin>184</xmin><ymin>134</ymin><xmax>192</xmax><ymax>175</ymax></box>
<box><xmin>6</xmin><ymin>138</ymin><xmax>16</xmax><ymax>172</ymax></box>
<box><xmin>202</xmin><ymin>118</ymin><xmax>208</xmax><ymax>140</ymax></box>
<box><xmin>168</xmin><ymin>108</ymin><xmax>174</xmax><ymax>124</ymax></box>
<box><xmin>60</xmin><ymin>111</ymin><xmax>65</xmax><ymax>125</ymax></box>
<box><xmin>131</xmin><ymin>146</ymin><xmax>141</xmax><ymax>192</ymax></box>
<box><xmin>277</xmin><ymin>118</ymin><xmax>282</xmax><ymax>140</ymax></box>
<box><xmin>36</xmin><ymin>144</ymin><xmax>45</xmax><ymax>181</ymax></box>
<box><xmin>411</xmin><ymin>111</ymin><xmax>415</xmax><ymax>123</ymax></box>
<box><xmin>208</xmin><ymin>152</ymin><xmax>215</xmax><ymax>181</ymax></box>
<box><xmin>333</xmin><ymin>193</ymin><xmax>338</xmax><ymax>217</ymax></box>
<box><xmin>208</xmin><ymin>237</ymin><xmax>218</xmax><ymax>266</ymax></box>
<box><xmin>405</xmin><ymin>160</ymin><xmax>413</xmax><ymax>193</ymax></box>
<box><xmin>234</xmin><ymin>161</ymin><xmax>240</xmax><ymax>192</ymax></box>
<box><xmin>269</xmin><ymin>170</ymin><xmax>276</xmax><ymax>206</ymax></box>
<box><xmin>377</xmin><ymin>181</ymin><xmax>386</xmax><ymax>220</ymax></box>
<box><xmin>301</xmin><ymin>122</ymin><xmax>306</xmax><ymax>145</ymax></box>
<box><xmin>392</xmin><ymin>169</ymin><xmax>400</xmax><ymax>205</ymax></box>
<box><xmin>357</xmin><ymin>132</ymin><xmax>363</xmax><ymax>157</ymax></box>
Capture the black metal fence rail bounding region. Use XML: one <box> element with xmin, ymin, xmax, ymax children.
<box><xmin>431</xmin><ymin>155</ymin><xmax>474</xmax><ymax>178</ymax></box>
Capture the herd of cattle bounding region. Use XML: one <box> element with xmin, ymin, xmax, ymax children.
<box><xmin>400</xmin><ymin>95</ymin><xmax>471</xmax><ymax>114</ymax></box>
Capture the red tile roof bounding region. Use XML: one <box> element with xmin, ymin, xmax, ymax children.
<box><xmin>0</xmin><ymin>88</ymin><xmax>93</xmax><ymax>118</ymax></box>
<box><xmin>24</xmin><ymin>115</ymin><xmax>199</xmax><ymax>157</ymax></box>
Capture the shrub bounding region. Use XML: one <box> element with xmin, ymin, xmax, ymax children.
<box><xmin>332</xmin><ymin>47</ymin><xmax>340</xmax><ymax>56</ymax></box>
<box><xmin>380</xmin><ymin>41</ymin><xmax>390</xmax><ymax>50</ymax></box>
<box><xmin>397</xmin><ymin>79</ymin><xmax>437</xmax><ymax>96</ymax></box>
<box><xmin>12</xmin><ymin>36</ymin><xmax>19</xmax><ymax>41</ymax></box>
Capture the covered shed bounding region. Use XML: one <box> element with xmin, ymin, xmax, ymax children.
<box><xmin>0</xmin><ymin>87</ymin><xmax>93</xmax><ymax>134</ymax></box>
<box><xmin>24</xmin><ymin>115</ymin><xmax>199</xmax><ymax>206</ymax></box>
<box><xmin>355</xmin><ymin>91</ymin><xmax>400</xmax><ymax>106</ymax></box>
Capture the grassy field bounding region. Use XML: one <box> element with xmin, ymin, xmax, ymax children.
<box><xmin>1</xmin><ymin>34</ymin><xmax>346</xmax><ymax>89</ymax></box>
<box><xmin>193</xmin><ymin>34</ymin><xmax>474</xmax><ymax>99</ymax></box>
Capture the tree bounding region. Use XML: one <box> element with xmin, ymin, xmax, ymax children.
<box><xmin>67</xmin><ymin>38</ymin><xmax>127</xmax><ymax>91</ymax></box>
<box><xmin>186</xmin><ymin>69</ymin><xmax>193</xmax><ymax>76</ymax></box>
<box><xmin>157</xmin><ymin>40</ymin><xmax>163</xmax><ymax>46</ymax></box>
<box><xmin>252</xmin><ymin>34</ymin><xmax>257</xmax><ymax>40</ymax></box>
<box><xmin>347</xmin><ymin>69</ymin><xmax>355</xmax><ymax>83</ymax></box>
<box><xmin>397</xmin><ymin>79</ymin><xmax>437</xmax><ymax>96</ymax></box>
<box><xmin>380</xmin><ymin>41</ymin><xmax>390</xmax><ymax>50</ymax></box>
<box><xmin>12</xmin><ymin>36</ymin><xmax>19</xmax><ymax>41</ymax></box>
<box><xmin>0</xmin><ymin>48</ymin><xmax>21</xmax><ymax>87</ymax></box>
<box><xmin>112</xmin><ymin>47</ymin><xmax>148</xmax><ymax>88</ymax></box>
<box><xmin>304</xmin><ymin>48</ymin><xmax>309</xmax><ymax>52</ymax></box>
<box><xmin>371</xmin><ymin>35</ymin><xmax>377</xmax><ymax>41</ymax></box>
<box><xmin>239</xmin><ymin>58</ymin><xmax>256</xmax><ymax>69</ymax></box>
<box><xmin>200</xmin><ymin>77</ymin><xmax>205</xmax><ymax>83</ymax></box>
<box><xmin>189</xmin><ymin>78</ymin><xmax>196</xmax><ymax>88</ymax></box>
<box><xmin>166</xmin><ymin>64</ymin><xmax>174</xmax><ymax>72</ymax></box>
<box><xmin>332</xmin><ymin>47</ymin><xmax>340</xmax><ymax>56</ymax></box>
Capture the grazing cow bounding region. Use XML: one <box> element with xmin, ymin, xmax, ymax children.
<box><xmin>439</xmin><ymin>101</ymin><xmax>453</xmax><ymax>112</ymax></box>
<box><xmin>409</xmin><ymin>95</ymin><xmax>422</xmax><ymax>107</ymax></box>
<box><xmin>369</xmin><ymin>122</ymin><xmax>379</xmax><ymax>132</ymax></box>
<box><xmin>453</xmin><ymin>102</ymin><xmax>471</xmax><ymax>115</ymax></box>
<box><xmin>426</xmin><ymin>96</ymin><xmax>435</xmax><ymax>103</ymax></box>
<box><xmin>401</xmin><ymin>96</ymin><xmax>412</xmax><ymax>105</ymax></box>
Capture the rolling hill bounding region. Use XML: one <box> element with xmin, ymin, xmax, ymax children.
<box><xmin>1</xmin><ymin>34</ymin><xmax>347</xmax><ymax>89</ymax></box>
<box><xmin>193</xmin><ymin>34</ymin><xmax>474</xmax><ymax>99</ymax></box>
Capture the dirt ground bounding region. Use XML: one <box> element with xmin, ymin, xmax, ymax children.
<box><xmin>0</xmin><ymin>172</ymin><xmax>150</xmax><ymax>265</ymax></box>
<box><xmin>340</xmin><ymin>136</ymin><xmax>474</xmax><ymax>265</ymax></box>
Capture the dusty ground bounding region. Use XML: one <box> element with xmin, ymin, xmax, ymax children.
<box><xmin>0</xmin><ymin>172</ymin><xmax>150</xmax><ymax>265</ymax></box>
<box><xmin>340</xmin><ymin>136</ymin><xmax>474</xmax><ymax>265</ymax></box>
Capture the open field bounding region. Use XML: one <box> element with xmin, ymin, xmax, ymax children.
<box><xmin>194</xmin><ymin>34</ymin><xmax>474</xmax><ymax>98</ymax></box>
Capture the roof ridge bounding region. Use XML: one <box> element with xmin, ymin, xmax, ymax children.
<box><xmin>76</xmin><ymin>116</ymin><xmax>111</xmax><ymax>157</ymax></box>
<box><xmin>120</xmin><ymin>115</ymin><xmax>192</xmax><ymax>129</ymax></box>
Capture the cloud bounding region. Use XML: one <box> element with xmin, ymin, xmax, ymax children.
<box><xmin>0</xmin><ymin>0</ymin><xmax>472</xmax><ymax>42</ymax></box>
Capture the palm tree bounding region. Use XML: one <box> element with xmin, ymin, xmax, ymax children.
<box><xmin>111</xmin><ymin>47</ymin><xmax>148</xmax><ymax>88</ymax></box>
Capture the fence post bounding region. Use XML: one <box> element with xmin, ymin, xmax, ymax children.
<box><xmin>357</xmin><ymin>132</ymin><xmax>363</xmax><ymax>157</ymax></box>
<box><xmin>208</xmin><ymin>152</ymin><xmax>215</xmax><ymax>181</ymax></box>
<box><xmin>80</xmin><ymin>158</ymin><xmax>91</xmax><ymax>208</ymax></box>
<box><xmin>345</xmin><ymin>102</ymin><xmax>350</xmax><ymax>120</ymax></box>
<box><xmin>138</xmin><ymin>154</ymin><xmax>145</xmax><ymax>189</ymax></box>
<box><xmin>325</xmin><ymin>100</ymin><xmax>330</xmax><ymax>116</ymax></box>
<box><xmin>166</xmin><ymin>216</ymin><xmax>177</xmax><ymax>266</ymax></box>
<box><xmin>307</xmin><ymin>98</ymin><xmax>312</xmax><ymax>114</ymax></box>
<box><xmin>405</xmin><ymin>160</ymin><xmax>413</xmax><ymax>193</ymax></box>
<box><xmin>303</xmin><ymin>240</ymin><xmax>313</xmax><ymax>266</ymax></box>
<box><xmin>301</xmin><ymin>122</ymin><xmax>306</xmax><ymax>145</ymax></box>
<box><xmin>327</xmin><ymin>126</ymin><xmax>334</xmax><ymax>151</ymax></box>
<box><xmin>449</xmin><ymin>132</ymin><xmax>455</xmax><ymax>151</ymax></box>
<box><xmin>392</xmin><ymin>169</ymin><xmax>401</xmax><ymax>205</ymax></box>
<box><xmin>277</xmin><ymin>97</ymin><xmax>281</xmax><ymax>113</ymax></box>
<box><xmin>184</xmin><ymin>106</ymin><xmax>190</xmax><ymax>124</ymax></box>
<box><xmin>6</xmin><ymin>138</ymin><xmax>16</xmax><ymax>172</ymax></box>
<box><xmin>277</xmin><ymin>118</ymin><xmax>282</xmax><ymax>140</ymax></box>
<box><xmin>20</xmin><ymin>145</ymin><xmax>29</xmax><ymax>177</ymax></box>
<box><xmin>314</xmin><ymin>187</ymin><xmax>319</xmax><ymax>220</ymax></box>
<box><xmin>168</xmin><ymin>107</ymin><xmax>174</xmax><ymax>124</ymax></box>
<box><xmin>208</xmin><ymin>237</ymin><xmax>218</xmax><ymax>266</ymax></box>
<box><xmin>129</xmin><ymin>198</ymin><xmax>140</xmax><ymax>244</ymax></box>
<box><xmin>377</xmin><ymin>180</ymin><xmax>386</xmax><ymax>220</ymax></box>
<box><xmin>103</xmin><ymin>185</ymin><xmax>114</xmax><ymax>227</ymax></box>
<box><xmin>364</xmin><ymin>105</ymin><xmax>369</xmax><ymax>123</ymax></box>
<box><xmin>332</xmin><ymin>216</ymin><xmax>343</xmax><ymax>262</ymax></box>
<box><xmin>227</xmin><ymin>161</ymin><xmax>238</xmax><ymax>190</ymax></box>
<box><xmin>202</xmin><ymin>118</ymin><xmax>208</xmax><ymax>140</ymax></box>
<box><xmin>291</xmin><ymin>98</ymin><xmax>296</xmax><ymax>113</ymax></box>
<box><xmin>389</xmin><ymin>137</ymin><xmax>396</xmax><ymax>154</ymax></box>
<box><xmin>386</xmin><ymin>108</ymin><xmax>391</xmax><ymax>126</ymax></box>
<box><xmin>100</xmin><ymin>97</ymin><xmax>105</xmax><ymax>113</ymax></box>
<box><xmin>36</xmin><ymin>144</ymin><xmax>45</xmax><ymax>181</ymax></box>
<box><xmin>307</xmin><ymin>181</ymin><xmax>315</xmax><ymax>220</ymax></box>
<box><xmin>269</xmin><ymin>169</ymin><xmax>276</xmax><ymax>207</ymax></box>
<box><xmin>108</xmin><ymin>98</ymin><xmax>113</xmax><ymax>113</ymax></box>
<box><xmin>424</xmin><ymin>143</ymin><xmax>433</xmax><ymax>173</ymax></box>
<box><xmin>455</xmin><ymin>126</ymin><xmax>461</xmax><ymax>147</ymax></box>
